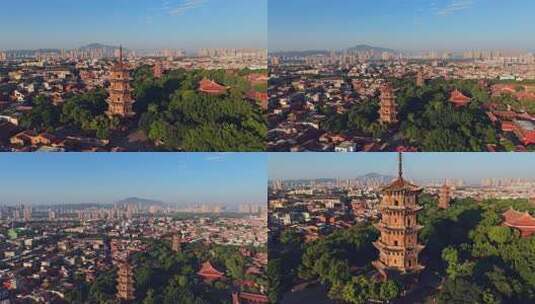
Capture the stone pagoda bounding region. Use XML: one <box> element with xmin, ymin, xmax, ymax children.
<box><xmin>106</xmin><ymin>46</ymin><xmax>135</xmax><ymax>118</ymax></box>
<box><xmin>116</xmin><ymin>258</ymin><xmax>135</xmax><ymax>302</ymax></box>
<box><xmin>373</xmin><ymin>153</ymin><xmax>425</xmax><ymax>279</ymax></box>
<box><xmin>172</xmin><ymin>233</ymin><xmax>182</xmax><ymax>253</ymax></box>
<box><xmin>379</xmin><ymin>83</ymin><xmax>398</xmax><ymax>124</ymax></box>
<box><xmin>416</xmin><ymin>69</ymin><xmax>425</xmax><ymax>87</ymax></box>
<box><xmin>438</xmin><ymin>183</ymin><xmax>450</xmax><ymax>209</ymax></box>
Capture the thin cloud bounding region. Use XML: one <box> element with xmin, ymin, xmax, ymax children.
<box><xmin>161</xmin><ymin>0</ymin><xmax>207</xmax><ymax>16</ymax></box>
<box><xmin>205</xmin><ymin>152</ymin><xmax>235</xmax><ymax>162</ymax></box>
<box><xmin>436</xmin><ymin>0</ymin><xmax>473</xmax><ymax>16</ymax></box>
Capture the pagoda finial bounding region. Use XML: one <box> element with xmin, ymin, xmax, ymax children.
<box><xmin>119</xmin><ymin>45</ymin><xmax>123</xmax><ymax>64</ymax></box>
<box><xmin>398</xmin><ymin>152</ymin><xmax>403</xmax><ymax>179</ymax></box>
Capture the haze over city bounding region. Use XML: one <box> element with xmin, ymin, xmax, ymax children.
<box><xmin>268</xmin><ymin>153</ymin><xmax>535</xmax><ymax>183</ymax></box>
<box><xmin>0</xmin><ymin>153</ymin><xmax>267</xmax><ymax>206</ymax></box>
<box><xmin>0</xmin><ymin>0</ymin><xmax>267</xmax><ymax>51</ymax></box>
<box><xmin>268</xmin><ymin>0</ymin><xmax>535</xmax><ymax>52</ymax></box>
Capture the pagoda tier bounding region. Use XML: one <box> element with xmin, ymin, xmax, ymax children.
<box><xmin>373</xmin><ymin>153</ymin><xmax>425</xmax><ymax>277</ymax></box>
<box><xmin>373</xmin><ymin>222</ymin><xmax>424</xmax><ymax>232</ymax></box>
<box><xmin>373</xmin><ymin>240</ymin><xmax>425</xmax><ymax>252</ymax></box>
<box><xmin>379</xmin><ymin>84</ymin><xmax>398</xmax><ymax>124</ymax></box>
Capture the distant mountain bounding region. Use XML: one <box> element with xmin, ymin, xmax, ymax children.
<box><xmin>346</xmin><ymin>44</ymin><xmax>397</xmax><ymax>54</ymax></box>
<box><xmin>355</xmin><ymin>173</ymin><xmax>395</xmax><ymax>184</ymax></box>
<box><xmin>115</xmin><ymin>197</ymin><xmax>167</xmax><ymax>207</ymax></box>
<box><xmin>269</xmin><ymin>50</ymin><xmax>330</xmax><ymax>57</ymax></box>
<box><xmin>78</xmin><ymin>43</ymin><xmax>119</xmax><ymax>50</ymax></box>
<box><xmin>274</xmin><ymin>173</ymin><xmax>395</xmax><ymax>185</ymax></box>
<box><xmin>270</xmin><ymin>45</ymin><xmax>399</xmax><ymax>57</ymax></box>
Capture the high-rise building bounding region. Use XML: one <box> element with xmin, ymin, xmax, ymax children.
<box><xmin>23</xmin><ymin>205</ymin><xmax>32</xmax><ymax>222</ymax></box>
<box><xmin>373</xmin><ymin>153</ymin><xmax>425</xmax><ymax>279</ymax></box>
<box><xmin>438</xmin><ymin>183</ymin><xmax>450</xmax><ymax>209</ymax></box>
<box><xmin>106</xmin><ymin>46</ymin><xmax>135</xmax><ymax>118</ymax></box>
<box><xmin>379</xmin><ymin>84</ymin><xmax>398</xmax><ymax>124</ymax></box>
<box><xmin>116</xmin><ymin>259</ymin><xmax>135</xmax><ymax>301</ymax></box>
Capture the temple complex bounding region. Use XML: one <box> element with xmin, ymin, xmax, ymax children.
<box><xmin>438</xmin><ymin>183</ymin><xmax>450</xmax><ymax>209</ymax></box>
<box><xmin>106</xmin><ymin>46</ymin><xmax>135</xmax><ymax>118</ymax></box>
<box><xmin>116</xmin><ymin>259</ymin><xmax>135</xmax><ymax>302</ymax></box>
<box><xmin>502</xmin><ymin>208</ymin><xmax>535</xmax><ymax>238</ymax></box>
<box><xmin>449</xmin><ymin>89</ymin><xmax>471</xmax><ymax>107</ymax></box>
<box><xmin>373</xmin><ymin>153</ymin><xmax>425</xmax><ymax>279</ymax></box>
<box><xmin>379</xmin><ymin>84</ymin><xmax>398</xmax><ymax>124</ymax></box>
<box><xmin>197</xmin><ymin>261</ymin><xmax>225</xmax><ymax>282</ymax></box>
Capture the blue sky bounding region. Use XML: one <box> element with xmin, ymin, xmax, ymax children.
<box><xmin>0</xmin><ymin>0</ymin><xmax>267</xmax><ymax>51</ymax></box>
<box><xmin>269</xmin><ymin>153</ymin><xmax>535</xmax><ymax>183</ymax></box>
<box><xmin>0</xmin><ymin>153</ymin><xmax>267</xmax><ymax>206</ymax></box>
<box><xmin>269</xmin><ymin>0</ymin><xmax>535</xmax><ymax>52</ymax></box>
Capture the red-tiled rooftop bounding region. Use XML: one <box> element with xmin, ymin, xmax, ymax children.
<box><xmin>503</xmin><ymin>208</ymin><xmax>535</xmax><ymax>237</ymax></box>
<box><xmin>197</xmin><ymin>261</ymin><xmax>225</xmax><ymax>280</ymax></box>
<box><xmin>382</xmin><ymin>177</ymin><xmax>423</xmax><ymax>193</ymax></box>
<box><xmin>449</xmin><ymin>89</ymin><xmax>471</xmax><ymax>107</ymax></box>
<box><xmin>199</xmin><ymin>78</ymin><xmax>228</xmax><ymax>95</ymax></box>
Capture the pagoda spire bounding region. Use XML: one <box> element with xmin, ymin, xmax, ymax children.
<box><xmin>119</xmin><ymin>45</ymin><xmax>123</xmax><ymax>65</ymax></box>
<box><xmin>398</xmin><ymin>152</ymin><xmax>403</xmax><ymax>179</ymax></box>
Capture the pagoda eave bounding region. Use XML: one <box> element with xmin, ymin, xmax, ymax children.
<box><xmin>380</xmin><ymin>205</ymin><xmax>424</xmax><ymax>212</ymax></box>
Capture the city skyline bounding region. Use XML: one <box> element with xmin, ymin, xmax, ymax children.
<box><xmin>268</xmin><ymin>0</ymin><xmax>535</xmax><ymax>52</ymax></box>
<box><xmin>0</xmin><ymin>0</ymin><xmax>267</xmax><ymax>51</ymax></box>
<box><xmin>0</xmin><ymin>153</ymin><xmax>267</xmax><ymax>206</ymax></box>
<box><xmin>268</xmin><ymin>153</ymin><xmax>535</xmax><ymax>183</ymax></box>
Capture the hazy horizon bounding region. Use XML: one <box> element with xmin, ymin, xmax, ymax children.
<box><xmin>0</xmin><ymin>153</ymin><xmax>267</xmax><ymax>206</ymax></box>
<box><xmin>269</xmin><ymin>153</ymin><xmax>535</xmax><ymax>183</ymax></box>
<box><xmin>0</xmin><ymin>0</ymin><xmax>267</xmax><ymax>52</ymax></box>
<box><xmin>268</xmin><ymin>0</ymin><xmax>535</xmax><ymax>52</ymax></box>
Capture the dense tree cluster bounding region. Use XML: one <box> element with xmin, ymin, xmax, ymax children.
<box><xmin>20</xmin><ymin>67</ymin><xmax>266</xmax><ymax>150</ymax></box>
<box><xmin>435</xmin><ymin>198</ymin><xmax>535</xmax><ymax>303</ymax></box>
<box><xmin>65</xmin><ymin>240</ymin><xmax>266</xmax><ymax>304</ymax></box>
<box><xmin>269</xmin><ymin>197</ymin><xmax>535</xmax><ymax>303</ymax></box>
<box><xmin>322</xmin><ymin>78</ymin><xmax>501</xmax><ymax>151</ymax></box>
<box><xmin>134</xmin><ymin>67</ymin><xmax>266</xmax><ymax>151</ymax></box>
<box><xmin>268</xmin><ymin>225</ymin><xmax>399</xmax><ymax>303</ymax></box>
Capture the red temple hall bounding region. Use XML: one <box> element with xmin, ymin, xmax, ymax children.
<box><xmin>198</xmin><ymin>78</ymin><xmax>228</xmax><ymax>95</ymax></box>
<box><xmin>197</xmin><ymin>261</ymin><xmax>225</xmax><ymax>281</ymax></box>
<box><xmin>449</xmin><ymin>89</ymin><xmax>471</xmax><ymax>107</ymax></box>
<box><xmin>502</xmin><ymin>208</ymin><xmax>535</xmax><ymax>238</ymax></box>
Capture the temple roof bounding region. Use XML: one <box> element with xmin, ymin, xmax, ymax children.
<box><xmin>503</xmin><ymin>207</ymin><xmax>535</xmax><ymax>227</ymax></box>
<box><xmin>199</xmin><ymin>78</ymin><xmax>228</xmax><ymax>94</ymax></box>
<box><xmin>197</xmin><ymin>261</ymin><xmax>224</xmax><ymax>278</ymax></box>
<box><xmin>449</xmin><ymin>89</ymin><xmax>471</xmax><ymax>106</ymax></box>
<box><xmin>382</xmin><ymin>177</ymin><xmax>423</xmax><ymax>193</ymax></box>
